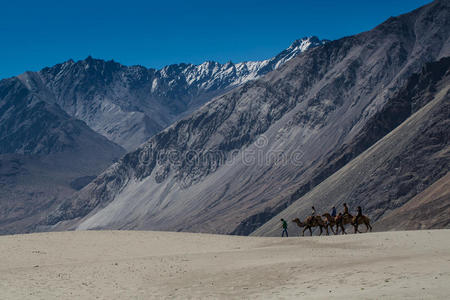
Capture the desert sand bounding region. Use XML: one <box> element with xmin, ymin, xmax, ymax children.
<box><xmin>0</xmin><ymin>230</ymin><xmax>449</xmax><ymax>299</ymax></box>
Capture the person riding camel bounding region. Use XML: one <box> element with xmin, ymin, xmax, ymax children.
<box><xmin>331</xmin><ymin>206</ymin><xmax>337</xmax><ymax>218</ymax></box>
<box><xmin>343</xmin><ymin>203</ymin><xmax>349</xmax><ymax>216</ymax></box>
<box><xmin>354</xmin><ymin>206</ymin><xmax>363</xmax><ymax>225</ymax></box>
<box><xmin>309</xmin><ymin>206</ymin><xmax>317</xmax><ymax>226</ymax></box>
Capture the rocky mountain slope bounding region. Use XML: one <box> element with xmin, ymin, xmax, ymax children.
<box><xmin>0</xmin><ymin>77</ymin><xmax>125</xmax><ymax>234</ymax></box>
<box><xmin>234</xmin><ymin>55</ymin><xmax>450</xmax><ymax>235</ymax></box>
<box><xmin>253</xmin><ymin>58</ymin><xmax>449</xmax><ymax>236</ymax></box>
<box><xmin>376</xmin><ymin>172</ymin><xmax>449</xmax><ymax>231</ymax></box>
<box><xmin>15</xmin><ymin>37</ymin><xmax>325</xmax><ymax>151</ymax></box>
<box><xmin>44</xmin><ymin>0</ymin><xmax>450</xmax><ymax>234</ymax></box>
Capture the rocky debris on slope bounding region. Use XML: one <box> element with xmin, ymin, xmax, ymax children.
<box><xmin>46</xmin><ymin>1</ymin><xmax>450</xmax><ymax>234</ymax></box>
<box><xmin>70</xmin><ymin>176</ymin><xmax>97</xmax><ymax>191</ymax></box>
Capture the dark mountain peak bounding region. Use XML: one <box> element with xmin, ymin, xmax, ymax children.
<box><xmin>38</xmin><ymin>56</ymin><xmax>124</xmax><ymax>80</ymax></box>
<box><xmin>373</xmin><ymin>0</ymin><xmax>448</xmax><ymax>35</ymax></box>
<box><xmin>74</xmin><ymin>56</ymin><xmax>123</xmax><ymax>71</ymax></box>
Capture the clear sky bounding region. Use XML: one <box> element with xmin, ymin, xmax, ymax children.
<box><xmin>0</xmin><ymin>0</ymin><xmax>432</xmax><ymax>79</ymax></box>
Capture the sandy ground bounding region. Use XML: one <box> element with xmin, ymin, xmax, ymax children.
<box><xmin>0</xmin><ymin>230</ymin><xmax>449</xmax><ymax>299</ymax></box>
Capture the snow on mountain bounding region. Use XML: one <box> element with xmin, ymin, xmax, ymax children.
<box><xmin>15</xmin><ymin>37</ymin><xmax>325</xmax><ymax>151</ymax></box>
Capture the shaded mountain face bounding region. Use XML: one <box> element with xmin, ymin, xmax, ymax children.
<box><xmin>46</xmin><ymin>0</ymin><xmax>450</xmax><ymax>234</ymax></box>
<box><xmin>0</xmin><ymin>77</ymin><xmax>125</xmax><ymax>234</ymax></box>
<box><xmin>14</xmin><ymin>37</ymin><xmax>325</xmax><ymax>151</ymax></box>
<box><xmin>375</xmin><ymin>173</ymin><xmax>450</xmax><ymax>230</ymax></box>
<box><xmin>0</xmin><ymin>78</ymin><xmax>120</xmax><ymax>155</ymax></box>
<box><xmin>253</xmin><ymin>57</ymin><xmax>450</xmax><ymax>236</ymax></box>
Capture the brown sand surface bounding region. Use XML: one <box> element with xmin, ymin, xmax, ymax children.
<box><xmin>0</xmin><ymin>230</ymin><xmax>449</xmax><ymax>299</ymax></box>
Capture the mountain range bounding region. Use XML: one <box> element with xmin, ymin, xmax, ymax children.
<box><xmin>43</xmin><ymin>0</ymin><xmax>449</xmax><ymax>235</ymax></box>
<box><xmin>0</xmin><ymin>36</ymin><xmax>326</xmax><ymax>234</ymax></box>
<box><xmin>17</xmin><ymin>36</ymin><xmax>326</xmax><ymax>151</ymax></box>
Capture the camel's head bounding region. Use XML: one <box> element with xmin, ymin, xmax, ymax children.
<box><xmin>292</xmin><ymin>218</ymin><xmax>304</xmax><ymax>227</ymax></box>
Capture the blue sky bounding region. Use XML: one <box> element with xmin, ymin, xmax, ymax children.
<box><xmin>0</xmin><ymin>0</ymin><xmax>432</xmax><ymax>79</ymax></box>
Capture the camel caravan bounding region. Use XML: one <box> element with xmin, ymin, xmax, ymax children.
<box><xmin>288</xmin><ymin>203</ymin><xmax>372</xmax><ymax>237</ymax></box>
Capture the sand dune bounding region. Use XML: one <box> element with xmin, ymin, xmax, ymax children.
<box><xmin>0</xmin><ymin>230</ymin><xmax>449</xmax><ymax>299</ymax></box>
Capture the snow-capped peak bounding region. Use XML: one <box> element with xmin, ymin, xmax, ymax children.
<box><xmin>170</xmin><ymin>36</ymin><xmax>327</xmax><ymax>89</ymax></box>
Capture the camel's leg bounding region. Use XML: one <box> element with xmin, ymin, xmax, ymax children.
<box><xmin>302</xmin><ymin>227</ymin><xmax>307</xmax><ymax>237</ymax></box>
<box><xmin>319</xmin><ymin>226</ymin><xmax>323</xmax><ymax>236</ymax></box>
<box><xmin>363</xmin><ymin>221</ymin><xmax>369</xmax><ymax>233</ymax></box>
<box><xmin>330</xmin><ymin>225</ymin><xmax>336</xmax><ymax>234</ymax></box>
<box><xmin>341</xmin><ymin>224</ymin><xmax>347</xmax><ymax>235</ymax></box>
<box><xmin>353</xmin><ymin>220</ymin><xmax>362</xmax><ymax>233</ymax></box>
<box><xmin>367</xmin><ymin>221</ymin><xmax>373</xmax><ymax>232</ymax></box>
<box><xmin>309</xmin><ymin>227</ymin><xmax>313</xmax><ymax>236</ymax></box>
<box><xmin>358</xmin><ymin>221</ymin><xmax>364</xmax><ymax>233</ymax></box>
<box><xmin>356</xmin><ymin>224</ymin><xmax>363</xmax><ymax>233</ymax></box>
<box><xmin>325</xmin><ymin>225</ymin><xmax>329</xmax><ymax>236</ymax></box>
<box><xmin>328</xmin><ymin>224</ymin><xmax>335</xmax><ymax>235</ymax></box>
<box><xmin>355</xmin><ymin>218</ymin><xmax>364</xmax><ymax>233</ymax></box>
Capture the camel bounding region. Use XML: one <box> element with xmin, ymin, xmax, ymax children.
<box><xmin>334</xmin><ymin>213</ymin><xmax>355</xmax><ymax>235</ymax></box>
<box><xmin>292</xmin><ymin>216</ymin><xmax>329</xmax><ymax>236</ymax></box>
<box><xmin>334</xmin><ymin>213</ymin><xmax>373</xmax><ymax>234</ymax></box>
<box><xmin>321</xmin><ymin>213</ymin><xmax>338</xmax><ymax>235</ymax></box>
<box><xmin>352</xmin><ymin>215</ymin><xmax>372</xmax><ymax>233</ymax></box>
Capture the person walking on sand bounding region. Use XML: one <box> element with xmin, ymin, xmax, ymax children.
<box><xmin>280</xmin><ymin>218</ymin><xmax>288</xmax><ymax>237</ymax></box>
